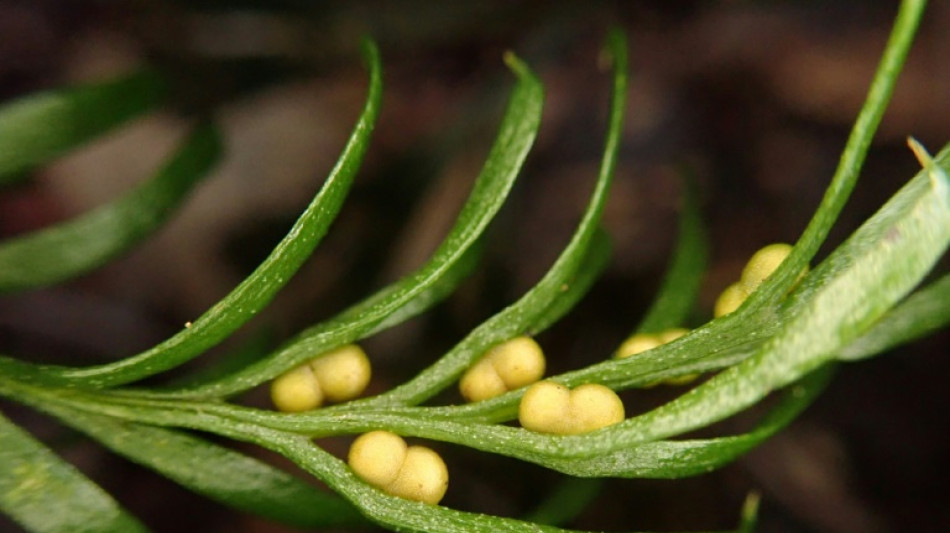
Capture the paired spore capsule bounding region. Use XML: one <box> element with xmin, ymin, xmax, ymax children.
<box><xmin>614</xmin><ymin>328</ymin><xmax>688</xmax><ymax>359</ymax></box>
<box><xmin>271</xmin><ymin>344</ymin><xmax>371</xmax><ymax>412</ymax></box>
<box><xmin>518</xmin><ymin>381</ymin><xmax>625</xmax><ymax>435</ymax></box>
<box><xmin>459</xmin><ymin>336</ymin><xmax>546</xmax><ymax>402</ymax></box>
<box><xmin>714</xmin><ymin>243</ymin><xmax>806</xmax><ymax>318</ymax></box>
<box><xmin>348</xmin><ymin>430</ymin><xmax>449</xmax><ymax>505</ymax></box>
<box><xmin>614</xmin><ymin>328</ymin><xmax>697</xmax><ymax>385</ymax></box>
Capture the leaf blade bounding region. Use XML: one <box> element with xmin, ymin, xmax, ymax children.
<box><xmin>143</xmin><ymin>44</ymin><xmax>546</xmax><ymax>400</ymax></box>
<box><xmin>33</xmin><ymin>404</ymin><xmax>368</xmax><ymax>529</ymax></box>
<box><xmin>0</xmin><ymin>71</ymin><xmax>165</xmax><ymax>184</ymax></box>
<box><xmin>0</xmin><ymin>122</ymin><xmax>221</xmax><ymax>292</ymax></box>
<box><xmin>635</xmin><ymin>169</ymin><xmax>707</xmax><ymax>333</ymax></box>
<box><xmin>0</xmin><ymin>412</ymin><xmax>147</xmax><ymax>533</ymax></box>
<box><xmin>2</xmin><ymin>39</ymin><xmax>383</xmax><ymax>389</ymax></box>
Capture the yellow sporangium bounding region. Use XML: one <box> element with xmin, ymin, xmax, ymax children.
<box><xmin>518</xmin><ymin>381</ymin><xmax>624</xmax><ymax>435</ymax></box>
<box><xmin>739</xmin><ymin>242</ymin><xmax>795</xmax><ymax>293</ymax></box>
<box><xmin>714</xmin><ymin>242</ymin><xmax>807</xmax><ymax>318</ymax></box>
<box><xmin>270</xmin><ymin>344</ymin><xmax>371</xmax><ymax>412</ymax></box>
<box><xmin>348</xmin><ymin>430</ymin><xmax>449</xmax><ymax>505</ymax></box>
<box><xmin>614</xmin><ymin>328</ymin><xmax>697</xmax><ymax>385</ymax></box>
<box><xmin>713</xmin><ymin>282</ymin><xmax>748</xmax><ymax>318</ymax></box>
<box><xmin>459</xmin><ymin>336</ymin><xmax>545</xmax><ymax>402</ymax></box>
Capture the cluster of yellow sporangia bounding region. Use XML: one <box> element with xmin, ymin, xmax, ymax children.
<box><xmin>714</xmin><ymin>243</ymin><xmax>806</xmax><ymax>318</ymax></box>
<box><xmin>614</xmin><ymin>328</ymin><xmax>688</xmax><ymax>359</ymax></box>
<box><xmin>518</xmin><ymin>381</ymin><xmax>625</xmax><ymax>435</ymax></box>
<box><xmin>270</xmin><ymin>344</ymin><xmax>372</xmax><ymax>412</ymax></box>
<box><xmin>347</xmin><ymin>430</ymin><xmax>449</xmax><ymax>505</ymax></box>
<box><xmin>613</xmin><ymin>328</ymin><xmax>697</xmax><ymax>385</ymax></box>
<box><xmin>459</xmin><ymin>336</ymin><xmax>546</xmax><ymax>402</ymax></box>
<box><xmin>458</xmin><ymin>336</ymin><xmax>624</xmax><ymax>435</ymax></box>
<box><xmin>270</xmin><ymin>347</ymin><xmax>450</xmax><ymax>504</ymax></box>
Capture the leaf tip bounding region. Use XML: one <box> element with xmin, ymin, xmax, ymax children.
<box><xmin>739</xmin><ymin>490</ymin><xmax>761</xmax><ymax>532</ymax></box>
<box><xmin>906</xmin><ymin>136</ymin><xmax>933</xmax><ymax>167</ymax></box>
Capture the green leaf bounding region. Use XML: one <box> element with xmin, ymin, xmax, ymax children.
<box><xmin>525</xmin><ymin>229</ymin><xmax>611</xmax><ymax>336</ymax></box>
<box><xmin>139</xmin><ymin>45</ymin><xmax>545</xmax><ymax>400</ymax></box>
<box><xmin>33</xmin><ymin>404</ymin><xmax>368</xmax><ymax>530</ymax></box>
<box><xmin>348</xmin><ymin>28</ymin><xmax>627</xmax><ymax>408</ymax></box>
<box><xmin>0</xmin><ymin>122</ymin><xmax>221</xmax><ymax>292</ymax></box>
<box><xmin>524</xmin><ymin>477</ymin><xmax>602</xmax><ymax>526</ymax></box>
<box><xmin>0</xmin><ymin>71</ymin><xmax>165</xmax><ymax>184</ymax></box>
<box><xmin>0</xmin><ymin>39</ymin><xmax>383</xmax><ymax>389</ymax></box>
<box><xmin>635</xmin><ymin>168</ymin><xmax>707</xmax><ymax>333</ymax></box>
<box><xmin>840</xmin><ymin>272</ymin><xmax>950</xmax><ymax>360</ymax></box>
<box><xmin>737</xmin><ymin>492</ymin><xmax>761</xmax><ymax>533</ymax></box>
<box><xmin>267</xmin><ymin>430</ymin><xmax>748</xmax><ymax>533</ymax></box>
<box><xmin>747</xmin><ymin>0</ymin><xmax>926</xmax><ymax>310</ymax></box>
<box><xmin>567</xmin><ymin>138</ymin><xmax>950</xmax><ymax>450</ymax></box>
<box><xmin>63</xmin><ymin>139</ymin><xmax>945</xmax><ymax>470</ymax></box>
<box><xmin>537</xmin><ymin>367</ymin><xmax>832</xmax><ymax>478</ymax></box>
<box><xmin>0</xmin><ymin>412</ymin><xmax>147</xmax><ymax>533</ymax></box>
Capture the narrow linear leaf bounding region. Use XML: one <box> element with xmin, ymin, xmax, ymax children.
<box><xmin>0</xmin><ymin>71</ymin><xmax>165</xmax><ymax>183</ymax></box>
<box><xmin>33</xmin><ymin>404</ymin><xmax>368</xmax><ymax>530</ymax></box>
<box><xmin>2</xmin><ymin>39</ymin><xmax>383</xmax><ymax>389</ymax></box>
<box><xmin>352</xmin><ymin>28</ymin><xmax>627</xmax><ymax>407</ymax></box>
<box><xmin>0</xmin><ymin>378</ymin><xmax>755</xmax><ymax>533</ymax></box>
<box><xmin>0</xmin><ymin>122</ymin><xmax>221</xmax><ymax>292</ymax></box>
<box><xmin>164</xmin><ymin>328</ymin><xmax>276</xmax><ymax>389</ymax></box>
<box><xmin>268</xmin><ymin>430</ymin><xmax>746</xmax><ymax>533</ymax></box>
<box><xmin>635</xmin><ymin>168</ymin><xmax>707</xmax><ymax>333</ymax></box>
<box><xmin>525</xmin><ymin>229</ymin><xmax>611</xmax><ymax>336</ymax></box>
<box><xmin>748</xmin><ymin>0</ymin><xmax>926</xmax><ymax>310</ymax></box>
<box><xmin>0</xmin><ymin>412</ymin><xmax>147</xmax><ymax>533</ymax></box>
<box><xmin>538</xmin><ymin>367</ymin><xmax>832</xmax><ymax>478</ymax></box>
<box><xmin>567</xmin><ymin>140</ymin><xmax>950</xmax><ymax>451</ymax></box>
<box><xmin>839</xmin><ymin>272</ymin><xmax>950</xmax><ymax>360</ymax></box>
<box><xmin>70</xmin><ymin>144</ymin><xmax>945</xmax><ymax>463</ymax></box>
<box><xmin>524</xmin><ymin>477</ymin><xmax>602</xmax><ymax>526</ymax></box>
<box><xmin>139</xmin><ymin>45</ymin><xmax>545</xmax><ymax>400</ymax></box>
<box><xmin>737</xmin><ymin>492</ymin><xmax>761</xmax><ymax>533</ymax></box>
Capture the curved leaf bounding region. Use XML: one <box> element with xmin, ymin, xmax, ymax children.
<box><xmin>0</xmin><ymin>71</ymin><xmax>165</xmax><ymax>184</ymax></box>
<box><xmin>34</xmin><ymin>404</ymin><xmax>368</xmax><ymax>530</ymax></box>
<box><xmin>539</xmin><ymin>367</ymin><xmax>832</xmax><ymax>478</ymax></box>
<box><xmin>352</xmin><ymin>29</ymin><xmax>627</xmax><ymax>407</ymax></box>
<box><xmin>1</xmin><ymin>39</ymin><xmax>383</xmax><ymax>389</ymax></box>
<box><xmin>840</xmin><ymin>272</ymin><xmax>950</xmax><ymax>360</ymax></box>
<box><xmin>747</xmin><ymin>0</ymin><xmax>926</xmax><ymax>310</ymax></box>
<box><xmin>136</xmin><ymin>47</ymin><xmax>545</xmax><ymax>400</ymax></box>
<box><xmin>635</xmin><ymin>168</ymin><xmax>707</xmax><ymax>333</ymax></box>
<box><xmin>0</xmin><ymin>412</ymin><xmax>147</xmax><ymax>533</ymax></box>
<box><xmin>0</xmin><ymin>122</ymin><xmax>221</xmax><ymax>292</ymax></box>
<box><xmin>37</xmin><ymin>142</ymin><xmax>945</xmax><ymax>471</ymax></box>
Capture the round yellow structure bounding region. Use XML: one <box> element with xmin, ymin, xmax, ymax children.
<box><xmin>348</xmin><ymin>430</ymin><xmax>448</xmax><ymax>505</ymax></box>
<box><xmin>518</xmin><ymin>381</ymin><xmax>624</xmax><ymax>435</ymax></box>
<box><xmin>270</xmin><ymin>344</ymin><xmax>371</xmax><ymax>412</ymax></box>
<box><xmin>459</xmin><ymin>336</ymin><xmax>546</xmax><ymax>402</ymax></box>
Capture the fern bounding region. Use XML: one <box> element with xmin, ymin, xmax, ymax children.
<box><xmin>1</xmin><ymin>1</ymin><xmax>946</xmax><ymax>531</ymax></box>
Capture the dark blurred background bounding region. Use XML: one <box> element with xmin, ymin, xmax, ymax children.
<box><xmin>1</xmin><ymin>1</ymin><xmax>948</xmax><ymax>532</ymax></box>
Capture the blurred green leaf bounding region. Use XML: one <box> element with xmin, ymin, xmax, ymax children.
<box><xmin>145</xmin><ymin>45</ymin><xmax>546</xmax><ymax>400</ymax></box>
<box><xmin>67</xmin><ymin>140</ymin><xmax>945</xmax><ymax>470</ymax></box>
<box><xmin>0</xmin><ymin>71</ymin><xmax>165</xmax><ymax>184</ymax></box>
<box><xmin>635</xmin><ymin>169</ymin><xmax>707</xmax><ymax>334</ymax></box>
<box><xmin>35</xmin><ymin>404</ymin><xmax>368</xmax><ymax>529</ymax></box>
<box><xmin>0</xmin><ymin>122</ymin><xmax>221</xmax><ymax>292</ymax></box>
<box><xmin>0</xmin><ymin>412</ymin><xmax>147</xmax><ymax>533</ymax></box>
<box><xmin>524</xmin><ymin>477</ymin><xmax>601</xmax><ymax>526</ymax></box>
<box><xmin>354</xmin><ymin>28</ymin><xmax>627</xmax><ymax>407</ymax></box>
<box><xmin>0</xmin><ymin>39</ymin><xmax>383</xmax><ymax>389</ymax></box>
